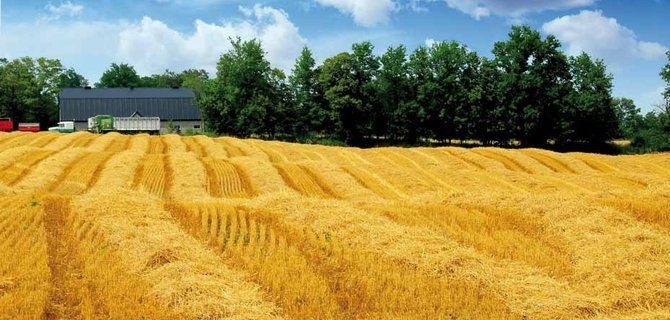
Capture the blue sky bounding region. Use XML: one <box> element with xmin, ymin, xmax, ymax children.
<box><xmin>0</xmin><ymin>0</ymin><xmax>668</xmax><ymax>112</ymax></box>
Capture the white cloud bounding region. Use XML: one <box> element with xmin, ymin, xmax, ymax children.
<box><xmin>315</xmin><ymin>0</ymin><xmax>398</xmax><ymax>27</ymax></box>
<box><xmin>427</xmin><ymin>0</ymin><xmax>595</xmax><ymax>19</ymax></box>
<box><xmin>425</xmin><ymin>38</ymin><xmax>436</xmax><ymax>47</ymax></box>
<box><xmin>46</xmin><ymin>1</ymin><xmax>84</xmax><ymax>19</ymax></box>
<box><xmin>118</xmin><ymin>5</ymin><xmax>306</xmax><ymax>75</ymax></box>
<box><xmin>0</xmin><ymin>5</ymin><xmax>305</xmax><ymax>82</ymax></box>
<box><xmin>0</xmin><ymin>20</ymin><xmax>124</xmax><ymax>82</ymax></box>
<box><xmin>542</xmin><ymin>10</ymin><xmax>668</xmax><ymax>63</ymax></box>
<box><xmin>638</xmin><ymin>42</ymin><xmax>668</xmax><ymax>60</ymax></box>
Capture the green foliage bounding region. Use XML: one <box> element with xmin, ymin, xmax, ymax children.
<box><xmin>318</xmin><ymin>52</ymin><xmax>366</xmax><ymax>145</ymax></box>
<box><xmin>96</xmin><ymin>63</ymin><xmax>142</xmax><ymax>88</ymax></box>
<box><xmin>378</xmin><ymin>45</ymin><xmax>411</xmax><ymax>141</ymax></box>
<box><xmin>352</xmin><ymin>42</ymin><xmax>380</xmax><ymax>141</ymax></box>
<box><xmin>472</xmin><ymin>58</ymin><xmax>504</xmax><ymax>145</ymax></box>
<box><xmin>662</xmin><ymin>51</ymin><xmax>670</xmax><ymax>104</ymax></box>
<box><xmin>0</xmin><ymin>57</ymin><xmax>69</xmax><ymax>129</ymax></box>
<box><xmin>58</xmin><ymin>68</ymin><xmax>89</xmax><ymax>88</ymax></box>
<box><xmin>167</xmin><ymin>120</ymin><xmax>176</xmax><ymax>134</ymax></box>
<box><xmin>182</xmin><ymin>128</ymin><xmax>196</xmax><ymax>136</ymax></box>
<box><xmin>136</xmin><ymin>69</ymin><xmax>210</xmax><ymax>94</ymax></box>
<box><xmin>200</xmin><ymin>38</ymin><xmax>292</xmax><ymax>139</ymax></box>
<box><xmin>562</xmin><ymin>53</ymin><xmax>618</xmax><ymax>144</ymax></box>
<box><xmin>4</xmin><ymin>25</ymin><xmax>649</xmax><ymax>152</ymax></box>
<box><xmin>406</xmin><ymin>46</ymin><xmax>436</xmax><ymax>141</ymax></box>
<box><xmin>290</xmin><ymin>47</ymin><xmax>322</xmax><ymax>137</ymax></box>
<box><xmin>199</xmin><ymin>25</ymin><xmax>627</xmax><ymax>149</ymax></box>
<box><xmin>614</xmin><ymin>98</ymin><xmax>644</xmax><ymax>139</ymax></box>
<box><xmin>611</xmin><ymin>68</ymin><xmax>669</xmax><ymax>154</ymax></box>
<box><xmin>307</xmin><ymin>41</ymin><xmax>382</xmax><ymax>146</ymax></box>
<box><xmin>427</xmin><ymin>41</ymin><xmax>482</xmax><ymax>142</ymax></box>
<box><xmin>493</xmin><ymin>26</ymin><xmax>572</xmax><ymax>146</ymax></box>
<box><xmin>296</xmin><ymin>133</ymin><xmax>347</xmax><ymax>147</ymax></box>
<box><xmin>180</xmin><ymin>69</ymin><xmax>209</xmax><ymax>98</ymax></box>
<box><xmin>140</xmin><ymin>70</ymin><xmax>182</xmax><ymax>88</ymax></box>
<box><xmin>629</xmin><ymin>111</ymin><xmax>670</xmax><ymax>153</ymax></box>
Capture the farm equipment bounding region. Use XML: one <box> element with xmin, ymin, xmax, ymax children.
<box><xmin>18</xmin><ymin>123</ymin><xmax>41</xmax><ymax>132</ymax></box>
<box><xmin>48</xmin><ymin>121</ymin><xmax>76</xmax><ymax>133</ymax></box>
<box><xmin>88</xmin><ymin>115</ymin><xmax>160</xmax><ymax>134</ymax></box>
<box><xmin>0</xmin><ymin>118</ymin><xmax>14</xmax><ymax>132</ymax></box>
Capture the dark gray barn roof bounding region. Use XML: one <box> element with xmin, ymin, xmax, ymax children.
<box><xmin>59</xmin><ymin>88</ymin><xmax>201</xmax><ymax>121</ymax></box>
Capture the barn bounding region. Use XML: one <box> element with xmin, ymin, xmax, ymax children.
<box><xmin>58</xmin><ymin>87</ymin><xmax>203</xmax><ymax>134</ymax></box>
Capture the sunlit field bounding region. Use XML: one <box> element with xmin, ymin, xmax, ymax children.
<box><xmin>1</xmin><ymin>131</ymin><xmax>669</xmax><ymax>319</ymax></box>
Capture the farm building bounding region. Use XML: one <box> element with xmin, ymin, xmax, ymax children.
<box><xmin>58</xmin><ymin>87</ymin><xmax>202</xmax><ymax>134</ymax></box>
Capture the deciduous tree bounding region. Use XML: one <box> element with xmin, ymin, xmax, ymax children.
<box><xmin>0</xmin><ymin>57</ymin><xmax>66</xmax><ymax>129</ymax></box>
<box><xmin>493</xmin><ymin>26</ymin><xmax>571</xmax><ymax>146</ymax></box>
<box><xmin>377</xmin><ymin>45</ymin><xmax>410</xmax><ymax>141</ymax></box>
<box><xmin>563</xmin><ymin>53</ymin><xmax>617</xmax><ymax>144</ymax></box>
<box><xmin>290</xmin><ymin>47</ymin><xmax>321</xmax><ymax>136</ymax></box>
<box><xmin>96</xmin><ymin>63</ymin><xmax>142</xmax><ymax>88</ymax></box>
<box><xmin>318</xmin><ymin>52</ymin><xmax>365</xmax><ymax>145</ymax></box>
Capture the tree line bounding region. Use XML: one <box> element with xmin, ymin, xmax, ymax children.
<box><xmin>200</xmin><ymin>26</ymin><xmax>628</xmax><ymax>148</ymax></box>
<box><xmin>1</xmin><ymin>25</ymin><xmax>669</xmax><ymax>152</ymax></box>
<box><xmin>0</xmin><ymin>58</ymin><xmax>87</xmax><ymax>130</ymax></box>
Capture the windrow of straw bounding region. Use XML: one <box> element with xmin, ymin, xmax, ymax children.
<box><xmin>72</xmin><ymin>190</ymin><xmax>281</xmax><ymax>319</ymax></box>
<box><xmin>1</xmin><ymin>133</ymin><xmax>670</xmax><ymax>319</ymax></box>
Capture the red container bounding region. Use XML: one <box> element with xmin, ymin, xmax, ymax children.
<box><xmin>0</xmin><ymin>118</ymin><xmax>13</xmax><ymax>132</ymax></box>
<box><xmin>18</xmin><ymin>123</ymin><xmax>40</xmax><ymax>132</ymax></box>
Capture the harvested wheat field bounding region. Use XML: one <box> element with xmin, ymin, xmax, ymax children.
<box><xmin>1</xmin><ymin>131</ymin><xmax>669</xmax><ymax>319</ymax></box>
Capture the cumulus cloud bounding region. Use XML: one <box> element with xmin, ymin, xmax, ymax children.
<box><xmin>45</xmin><ymin>1</ymin><xmax>84</xmax><ymax>19</ymax></box>
<box><xmin>0</xmin><ymin>20</ymin><xmax>124</xmax><ymax>82</ymax></box>
<box><xmin>0</xmin><ymin>5</ymin><xmax>305</xmax><ymax>82</ymax></box>
<box><xmin>425</xmin><ymin>0</ymin><xmax>594</xmax><ymax>19</ymax></box>
<box><xmin>117</xmin><ymin>5</ymin><xmax>305</xmax><ymax>75</ymax></box>
<box><xmin>542</xmin><ymin>10</ymin><xmax>668</xmax><ymax>63</ymax></box>
<box><xmin>315</xmin><ymin>0</ymin><xmax>398</xmax><ymax>27</ymax></box>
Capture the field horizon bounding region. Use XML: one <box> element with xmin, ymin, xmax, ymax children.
<box><xmin>1</xmin><ymin>131</ymin><xmax>669</xmax><ymax>319</ymax></box>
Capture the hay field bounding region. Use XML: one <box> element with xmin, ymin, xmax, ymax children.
<box><xmin>1</xmin><ymin>131</ymin><xmax>669</xmax><ymax>319</ymax></box>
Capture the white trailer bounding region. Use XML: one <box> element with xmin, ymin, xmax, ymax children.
<box><xmin>88</xmin><ymin>116</ymin><xmax>161</xmax><ymax>134</ymax></box>
<box><xmin>114</xmin><ymin>117</ymin><xmax>161</xmax><ymax>132</ymax></box>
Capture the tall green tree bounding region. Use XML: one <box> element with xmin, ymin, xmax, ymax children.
<box><xmin>140</xmin><ymin>70</ymin><xmax>182</xmax><ymax>88</ymax></box>
<box><xmin>0</xmin><ymin>58</ymin><xmax>36</xmax><ymax>129</ymax></box>
<box><xmin>455</xmin><ymin>46</ymin><xmax>482</xmax><ymax>141</ymax></box>
<box><xmin>351</xmin><ymin>42</ymin><xmax>380</xmax><ymax>139</ymax></box>
<box><xmin>493</xmin><ymin>26</ymin><xmax>572</xmax><ymax>146</ymax></box>
<box><xmin>429</xmin><ymin>41</ymin><xmax>465</xmax><ymax>142</ymax></box>
<box><xmin>631</xmin><ymin>111</ymin><xmax>670</xmax><ymax>152</ymax></box>
<box><xmin>472</xmin><ymin>57</ymin><xmax>504</xmax><ymax>145</ymax></box>
<box><xmin>632</xmin><ymin>51</ymin><xmax>670</xmax><ymax>152</ymax></box>
<box><xmin>0</xmin><ymin>57</ymin><xmax>65</xmax><ymax>129</ymax></box>
<box><xmin>377</xmin><ymin>45</ymin><xmax>410</xmax><ymax>141</ymax></box>
<box><xmin>614</xmin><ymin>97</ymin><xmax>643</xmax><ymax>139</ymax></box>
<box><xmin>318</xmin><ymin>52</ymin><xmax>365</xmax><ymax>145</ymax></box>
<box><xmin>266</xmin><ymin>68</ymin><xmax>295</xmax><ymax>138</ymax></box>
<box><xmin>407</xmin><ymin>46</ymin><xmax>437</xmax><ymax>141</ymax></box>
<box><xmin>289</xmin><ymin>47</ymin><xmax>321</xmax><ymax>136</ymax></box>
<box><xmin>57</xmin><ymin>68</ymin><xmax>89</xmax><ymax>88</ymax></box>
<box><xmin>200</xmin><ymin>38</ymin><xmax>285</xmax><ymax>138</ymax></box>
<box><xmin>662</xmin><ymin>51</ymin><xmax>670</xmax><ymax>105</ymax></box>
<box><xmin>32</xmin><ymin>58</ymin><xmax>67</xmax><ymax>129</ymax></box>
<box><xmin>129</xmin><ymin>68</ymin><xmax>208</xmax><ymax>97</ymax></box>
<box><xmin>96</xmin><ymin>63</ymin><xmax>142</xmax><ymax>88</ymax></box>
<box><xmin>180</xmin><ymin>69</ymin><xmax>209</xmax><ymax>98</ymax></box>
<box><xmin>563</xmin><ymin>53</ymin><xmax>617</xmax><ymax>144</ymax></box>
